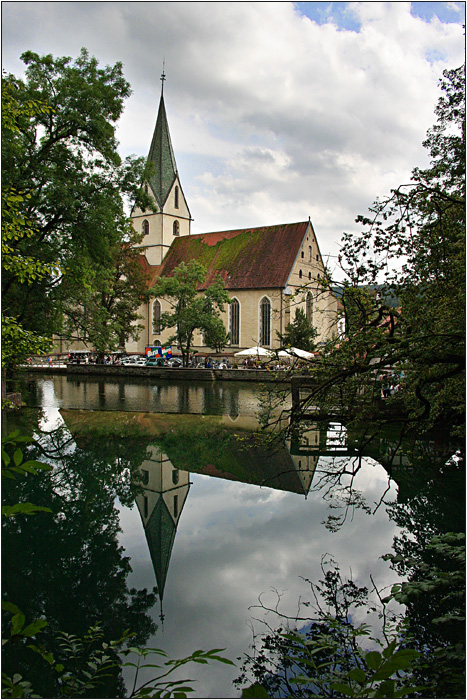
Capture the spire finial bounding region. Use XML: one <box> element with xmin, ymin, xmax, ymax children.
<box><xmin>160</xmin><ymin>59</ymin><xmax>166</xmax><ymax>96</ymax></box>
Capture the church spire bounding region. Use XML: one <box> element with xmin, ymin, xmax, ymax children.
<box><xmin>147</xmin><ymin>70</ymin><xmax>178</xmax><ymax>210</ymax></box>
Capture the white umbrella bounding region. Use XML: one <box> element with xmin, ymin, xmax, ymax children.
<box><xmin>282</xmin><ymin>347</ymin><xmax>314</xmax><ymax>359</ymax></box>
<box><xmin>234</xmin><ymin>346</ymin><xmax>271</xmax><ymax>357</ymax></box>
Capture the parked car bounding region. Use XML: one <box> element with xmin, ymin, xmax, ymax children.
<box><xmin>67</xmin><ymin>351</ymin><xmax>92</xmax><ymax>365</ymax></box>
<box><xmin>145</xmin><ymin>358</ymin><xmax>165</xmax><ymax>367</ymax></box>
<box><xmin>123</xmin><ymin>356</ymin><xmax>147</xmax><ymax>366</ymax></box>
<box><xmin>167</xmin><ymin>358</ymin><xmax>183</xmax><ymax>367</ymax></box>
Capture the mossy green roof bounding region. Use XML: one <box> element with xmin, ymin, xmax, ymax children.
<box><xmin>159</xmin><ymin>221</ymin><xmax>310</xmax><ymax>289</ymax></box>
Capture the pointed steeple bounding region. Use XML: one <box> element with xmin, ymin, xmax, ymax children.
<box><xmin>147</xmin><ymin>82</ymin><xmax>178</xmax><ymax>210</ymax></box>
<box><xmin>144</xmin><ymin>495</ymin><xmax>178</xmax><ymax>602</ymax></box>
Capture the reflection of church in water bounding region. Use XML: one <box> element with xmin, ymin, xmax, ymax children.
<box><xmin>135</xmin><ymin>446</ymin><xmax>190</xmax><ymax>616</ymax></box>
<box><xmin>134</xmin><ymin>424</ymin><xmax>321</xmax><ymax>615</ymax></box>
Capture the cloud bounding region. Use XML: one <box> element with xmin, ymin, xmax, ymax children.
<box><xmin>2</xmin><ymin>1</ymin><xmax>464</xmax><ymax>269</ymax></box>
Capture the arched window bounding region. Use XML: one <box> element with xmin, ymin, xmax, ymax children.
<box><xmin>173</xmin><ymin>220</ymin><xmax>180</xmax><ymax>236</ymax></box>
<box><xmin>301</xmin><ymin>251</ymin><xmax>304</xmax><ymax>259</ymax></box>
<box><xmin>306</xmin><ymin>292</ymin><xmax>313</xmax><ymax>326</ymax></box>
<box><xmin>153</xmin><ymin>300</ymin><xmax>161</xmax><ymax>334</ymax></box>
<box><xmin>308</xmin><ymin>271</ymin><xmax>312</xmax><ymax>280</ymax></box>
<box><xmin>299</xmin><ymin>269</ymin><xmax>303</xmax><ymax>279</ymax></box>
<box><xmin>260</xmin><ymin>297</ymin><xmax>271</xmax><ymax>346</ymax></box>
<box><xmin>153</xmin><ymin>339</ymin><xmax>160</xmax><ymax>346</ymax></box>
<box><xmin>309</xmin><ymin>246</ymin><xmax>312</xmax><ymax>261</ymax></box>
<box><xmin>230</xmin><ymin>298</ymin><xmax>240</xmax><ymax>346</ymax></box>
<box><xmin>174</xmin><ymin>186</ymin><xmax>179</xmax><ymax>209</ymax></box>
<box><xmin>172</xmin><ymin>469</ymin><xmax>179</xmax><ymax>485</ymax></box>
<box><xmin>142</xmin><ymin>219</ymin><xmax>149</xmax><ymax>236</ymax></box>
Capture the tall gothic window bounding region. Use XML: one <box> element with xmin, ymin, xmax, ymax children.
<box><xmin>230</xmin><ymin>298</ymin><xmax>240</xmax><ymax>345</ymax></box>
<box><xmin>173</xmin><ymin>220</ymin><xmax>180</xmax><ymax>236</ymax></box>
<box><xmin>153</xmin><ymin>300</ymin><xmax>161</xmax><ymax>334</ymax></box>
<box><xmin>174</xmin><ymin>186</ymin><xmax>179</xmax><ymax>208</ymax></box>
<box><xmin>306</xmin><ymin>292</ymin><xmax>313</xmax><ymax>326</ymax></box>
<box><xmin>260</xmin><ymin>297</ymin><xmax>271</xmax><ymax>346</ymax></box>
<box><xmin>142</xmin><ymin>219</ymin><xmax>149</xmax><ymax>236</ymax></box>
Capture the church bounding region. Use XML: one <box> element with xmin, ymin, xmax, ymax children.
<box><xmin>126</xmin><ymin>81</ymin><xmax>338</xmax><ymax>357</ymax></box>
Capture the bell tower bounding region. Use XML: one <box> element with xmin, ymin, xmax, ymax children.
<box><xmin>131</xmin><ymin>69</ymin><xmax>192</xmax><ymax>265</ymax></box>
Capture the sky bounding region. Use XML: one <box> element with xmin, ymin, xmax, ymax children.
<box><xmin>2</xmin><ymin>1</ymin><xmax>465</xmax><ymax>276</ymax></box>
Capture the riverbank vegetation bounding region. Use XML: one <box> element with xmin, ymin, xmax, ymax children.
<box><xmin>287</xmin><ymin>64</ymin><xmax>464</xmax><ymax>446</ymax></box>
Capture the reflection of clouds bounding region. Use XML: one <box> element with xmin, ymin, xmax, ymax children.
<box><xmin>119</xmin><ymin>458</ymin><xmax>402</xmax><ymax>698</ymax></box>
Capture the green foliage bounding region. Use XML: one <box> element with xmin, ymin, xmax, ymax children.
<box><xmin>150</xmin><ymin>260</ymin><xmax>230</xmax><ymax>366</ymax></box>
<box><xmin>122</xmin><ymin>646</ymin><xmax>234</xmax><ymax>698</ymax></box>
<box><xmin>236</xmin><ymin>526</ymin><xmax>465</xmax><ymax>699</ymax></box>
<box><xmin>276</xmin><ymin>308</ymin><xmax>317</xmax><ymax>353</ymax></box>
<box><xmin>292</xmin><ymin>65</ymin><xmax>465</xmax><ymax>441</ymax></box>
<box><xmin>2</xmin><ymin>430</ymin><xmax>52</xmax><ymax>517</ymax></box>
<box><xmin>2</xmin><ymin>608</ymin><xmax>234</xmax><ymax>699</ymax></box>
<box><xmin>235</xmin><ymin>558</ymin><xmax>398</xmax><ymax>698</ymax></box>
<box><xmin>2</xmin><ymin>50</ymin><xmax>154</xmax><ymax>362</ymax></box>
<box><xmin>1</xmin><ymin>79</ymin><xmax>57</xmax><ymax>373</ymax></box>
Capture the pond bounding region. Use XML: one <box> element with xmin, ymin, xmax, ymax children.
<box><xmin>3</xmin><ymin>373</ymin><xmax>464</xmax><ymax>698</ymax></box>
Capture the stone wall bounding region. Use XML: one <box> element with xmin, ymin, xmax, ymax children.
<box><xmin>26</xmin><ymin>364</ymin><xmax>289</xmax><ymax>383</ymax></box>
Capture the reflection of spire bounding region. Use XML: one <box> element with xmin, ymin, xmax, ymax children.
<box><xmin>135</xmin><ymin>446</ymin><xmax>190</xmax><ymax>614</ymax></box>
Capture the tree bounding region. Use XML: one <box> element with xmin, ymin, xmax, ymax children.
<box><xmin>276</xmin><ymin>308</ymin><xmax>317</xmax><ymax>353</ymax></box>
<box><xmin>150</xmin><ymin>260</ymin><xmax>230</xmax><ymax>366</ymax></box>
<box><xmin>235</xmin><ymin>556</ymin><xmax>424</xmax><ymax>699</ymax></box>
<box><xmin>2</xmin><ymin>50</ymin><xmax>154</xmax><ymax>360</ymax></box>
<box><xmin>1</xmin><ymin>79</ymin><xmax>59</xmax><ymax>377</ymax></box>
<box><xmin>290</xmin><ymin>65</ymin><xmax>465</xmax><ymax>442</ymax></box>
<box><xmin>60</xmin><ymin>224</ymin><xmax>149</xmax><ymax>355</ymax></box>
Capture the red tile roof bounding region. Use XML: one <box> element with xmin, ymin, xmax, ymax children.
<box><xmin>157</xmin><ymin>221</ymin><xmax>310</xmax><ymax>290</ymax></box>
<box><xmin>139</xmin><ymin>255</ymin><xmax>163</xmax><ymax>286</ymax></box>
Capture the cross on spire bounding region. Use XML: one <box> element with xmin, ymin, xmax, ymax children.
<box><xmin>160</xmin><ymin>60</ymin><xmax>166</xmax><ymax>95</ymax></box>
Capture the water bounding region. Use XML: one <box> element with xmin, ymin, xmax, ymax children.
<box><xmin>3</xmin><ymin>374</ymin><xmax>462</xmax><ymax>698</ymax></box>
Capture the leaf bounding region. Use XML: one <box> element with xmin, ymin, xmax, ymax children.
<box><xmin>365</xmin><ymin>650</ymin><xmax>382</xmax><ymax>670</ymax></box>
<box><xmin>10</xmin><ymin>612</ymin><xmax>26</xmax><ymax>636</ymax></box>
<box><xmin>2</xmin><ymin>602</ymin><xmax>22</xmax><ymax>616</ymax></box>
<box><xmin>371</xmin><ymin>649</ymin><xmax>420</xmax><ymax>681</ymax></box>
<box><xmin>28</xmin><ymin>644</ymin><xmax>54</xmax><ymax>665</ymax></box>
<box><xmin>348</xmin><ymin>667</ymin><xmax>367</xmax><ymax>684</ymax></box>
<box><xmin>21</xmin><ymin>619</ymin><xmax>47</xmax><ymax>637</ymax></box>
<box><xmin>330</xmin><ymin>681</ymin><xmax>355</xmax><ymax>695</ymax></box>
<box><xmin>13</xmin><ymin>448</ymin><xmax>23</xmax><ymax>467</ymax></box>
<box><xmin>373</xmin><ymin>679</ymin><xmax>396</xmax><ymax>698</ymax></box>
<box><xmin>241</xmin><ymin>683</ymin><xmax>270</xmax><ymax>698</ymax></box>
<box><xmin>382</xmin><ymin>638</ymin><xmax>397</xmax><ymax>659</ymax></box>
<box><xmin>2</xmin><ymin>503</ymin><xmax>52</xmax><ymax>517</ymax></box>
